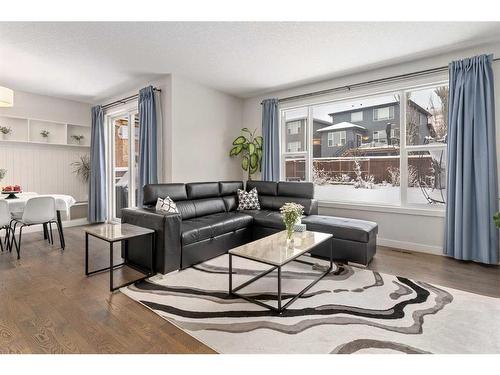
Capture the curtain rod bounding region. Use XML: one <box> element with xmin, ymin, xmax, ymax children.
<box><xmin>102</xmin><ymin>87</ymin><xmax>161</xmax><ymax>110</ymax></box>
<box><xmin>261</xmin><ymin>58</ymin><xmax>500</xmax><ymax>105</ymax></box>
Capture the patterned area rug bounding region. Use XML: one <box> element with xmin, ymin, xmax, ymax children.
<box><xmin>122</xmin><ymin>254</ymin><xmax>500</xmax><ymax>354</ymax></box>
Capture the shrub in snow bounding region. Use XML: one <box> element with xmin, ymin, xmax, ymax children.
<box><xmin>386</xmin><ymin>166</ymin><xmax>418</xmax><ymax>187</ymax></box>
<box><xmin>353</xmin><ymin>159</ymin><xmax>374</xmax><ymax>189</ymax></box>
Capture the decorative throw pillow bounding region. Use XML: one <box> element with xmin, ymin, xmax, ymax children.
<box><xmin>237</xmin><ymin>188</ymin><xmax>260</xmax><ymax>210</ymax></box>
<box><xmin>155</xmin><ymin>196</ymin><xmax>179</xmax><ymax>214</ymax></box>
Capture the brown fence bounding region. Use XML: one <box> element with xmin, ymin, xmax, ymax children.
<box><xmin>285</xmin><ymin>156</ymin><xmax>434</xmax><ymax>184</ymax></box>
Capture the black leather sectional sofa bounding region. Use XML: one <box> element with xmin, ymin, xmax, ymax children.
<box><xmin>121</xmin><ymin>180</ymin><xmax>378</xmax><ymax>274</ymax></box>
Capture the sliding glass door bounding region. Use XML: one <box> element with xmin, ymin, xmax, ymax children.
<box><xmin>108</xmin><ymin>109</ymin><xmax>140</xmax><ymax>221</ymax></box>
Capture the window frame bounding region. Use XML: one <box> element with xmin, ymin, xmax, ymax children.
<box><xmin>327</xmin><ymin>130</ymin><xmax>346</xmax><ymax>147</ymax></box>
<box><xmin>351</xmin><ymin>111</ymin><xmax>363</xmax><ymax>122</ymax></box>
<box><xmin>286</xmin><ymin>120</ymin><xmax>301</xmax><ymax>135</ymax></box>
<box><xmin>287</xmin><ymin>141</ymin><xmax>302</xmax><ymax>152</ymax></box>
<box><xmin>279</xmin><ymin>79</ymin><xmax>448</xmax><ymax>211</ymax></box>
<box><xmin>373</xmin><ymin>105</ymin><xmax>395</xmax><ymax>121</ymax></box>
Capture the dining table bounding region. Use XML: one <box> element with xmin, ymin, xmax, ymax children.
<box><xmin>0</xmin><ymin>192</ymin><xmax>76</xmax><ymax>248</ymax></box>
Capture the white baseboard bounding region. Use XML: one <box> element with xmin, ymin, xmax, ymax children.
<box><xmin>377</xmin><ymin>237</ymin><xmax>443</xmax><ymax>256</ymax></box>
<box><xmin>11</xmin><ymin>218</ymin><xmax>88</xmax><ymax>234</ymax></box>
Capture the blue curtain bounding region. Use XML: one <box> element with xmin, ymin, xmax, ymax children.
<box><xmin>138</xmin><ymin>86</ymin><xmax>159</xmax><ymax>207</ymax></box>
<box><xmin>88</xmin><ymin>105</ymin><xmax>107</xmax><ymax>223</ymax></box>
<box><xmin>445</xmin><ymin>54</ymin><xmax>499</xmax><ymax>264</ymax></box>
<box><xmin>262</xmin><ymin>98</ymin><xmax>280</xmax><ymax>181</ymax></box>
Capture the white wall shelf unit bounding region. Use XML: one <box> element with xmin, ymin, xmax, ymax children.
<box><xmin>0</xmin><ymin>114</ymin><xmax>90</xmax><ymax>148</ymax></box>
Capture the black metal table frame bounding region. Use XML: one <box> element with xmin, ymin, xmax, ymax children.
<box><xmin>85</xmin><ymin>231</ymin><xmax>155</xmax><ymax>292</ymax></box>
<box><xmin>229</xmin><ymin>239</ymin><xmax>333</xmax><ymax>314</ymax></box>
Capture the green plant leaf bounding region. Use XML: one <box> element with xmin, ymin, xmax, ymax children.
<box><xmin>233</xmin><ymin>136</ymin><xmax>247</xmax><ymax>145</ymax></box>
<box><xmin>242</xmin><ymin>156</ymin><xmax>249</xmax><ymax>171</ymax></box>
<box><xmin>255</xmin><ymin>136</ymin><xmax>263</xmax><ymax>148</ymax></box>
<box><xmin>256</xmin><ymin>148</ymin><xmax>262</xmax><ymax>160</ymax></box>
<box><xmin>229</xmin><ymin>145</ymin><xmax>243</xmax><ymax>157</ymax></box>
<box><xmin>241</xmin><ymin>128</ymin><xmax>252</xmax><ymax>134</ymax></box>
<box><xmin>249</xmin><ymin>153</ymin><xmax>258</xmax><ymax>169</ymax></box>
<box><xmin>248</xmin><ymin>143</ymin><xmax>256</xmax><ymax>155</ymax></box>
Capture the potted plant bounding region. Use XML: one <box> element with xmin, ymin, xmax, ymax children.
<box><xmin>40</xmin><ymin>129</ymin><xmax>50</xmax><ymax>142</ymax></box>
<box><xmin>0</xmin><ymin>126</ymin><xmax>12</xmax><ymax>140</ymax></box>
<box><xmin>280</xmin><ymin>202</ymin><xmax>304</xmax><ymax>242</ymax></box>
<box><xmin>71</xmin><ymin>134</ymin><xmax>85</xmax><ymax>145</ymax></box>
<box><xmin>0</xmin><ymin>168</ymin><xmax>6</xmax><ymax>182</ymax></box>
<box><xmin>71</xmin><ymin>154</ymin><xmax>90</xmax><ymax>183</ymax></box>
<box><xmin>229</xmin><ymin>128</ymin><xmax>263</xmax><ymax>180</ymax></box>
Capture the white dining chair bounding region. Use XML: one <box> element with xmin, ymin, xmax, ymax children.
<box><xmin>0</xmin><ymin>200</ymin><xmax>13</xmax><ymax>253</ymax></box>
<box><xmin>10</xmin><ymin>196</ymin><xmax>63</xmax><ymax>259</ymax></box>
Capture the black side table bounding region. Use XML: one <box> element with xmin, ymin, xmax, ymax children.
<box><xmin>84</xmin><ymin>223</ymin><xmax>155</xmax><ymax>292</ymax></box>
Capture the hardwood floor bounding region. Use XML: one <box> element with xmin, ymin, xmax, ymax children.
<box><xmin>0</xmin><ymin>225</ymin><xmax>498</xmax><ymax>353</ymax></box>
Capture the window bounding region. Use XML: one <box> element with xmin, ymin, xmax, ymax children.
<box><xmin>391</xmin><ymin>126</ymin><xmax>400</xmax><ymax>140</ymax></box>
<box><xmin>373</xmin><ymin>106</ymin><xmax>394</xmax><ymax>121</ymax></box>
<box><xmin>280</xmin><ymin>84</ymin><xmax>449</xmax><ymax>208</ymax></box>
<box><xmin>372</xmin><ymin>130</ymin><xmax>387</xmax><ymax>143</ymax></box>
<box><xmin>351</xmin><ymin>111</ymin><xmax>363</xmax><ymax>122</ymax></box>
<box><xmin>287</xmin><ymin>141</ymin><xmax>302</xmax><ymax>152</ymax></box>
<box><xmin>327</xmin><ymin>131</ymin><xmax>346</xmax><ymax>147</ymax></box>
<box><xmin>287</xmin><ymin>120</ymin><xmax>301</xmax><ymax>134</ymax></box>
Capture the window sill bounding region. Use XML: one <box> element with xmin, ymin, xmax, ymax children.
<box><xmin>318</xmin><ymin>200</ymin><xmax>445</xmax><ymax>218</ymax></box>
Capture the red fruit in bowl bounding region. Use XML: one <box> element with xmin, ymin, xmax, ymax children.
<box><xmin>4</xmin><ymin>186</ymin><xmax>12</xmax><ymax>192</ymax></box>
<box><xmin>13</xmin><ymin>185</ymin><xmax>21</xmax><ymax>192</ymax></box>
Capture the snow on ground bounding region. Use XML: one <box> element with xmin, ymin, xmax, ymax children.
<box><xmin>315</xmin><ymin>184</ymin><xmax>446</xmax><ymax>207</ymax></box>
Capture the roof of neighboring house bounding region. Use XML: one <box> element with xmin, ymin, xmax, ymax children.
<box><xmin>285</xmin><ymin>117</ymin><xmax>332</xmax><ymax>126</ymax></box>
<box><xmin>316</xmin><ymin>122</ymin><xmax>367</xmax><ymax>132</ymax></box>
<box><xmin>326</xmin><ymin>97</ymin><xmax>432</xmax><ymax>117</ymax></box>
<box><xmin>327</xmin><ymin>96</ymin><xmax>398</xmax><ymax>116</ymax></box>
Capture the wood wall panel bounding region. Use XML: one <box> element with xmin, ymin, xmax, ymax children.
<box><xmin>0</xmin><ymin>142</ymin><xmax>89</xmax><ymax>202</ymax></box>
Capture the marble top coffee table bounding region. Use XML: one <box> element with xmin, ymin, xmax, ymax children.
<box><xmin>228</xmin><ymin>230</ymin><xmax>333</xmax><ymax>313</ymax></box>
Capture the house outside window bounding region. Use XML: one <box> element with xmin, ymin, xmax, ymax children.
<box><xmin>287</xmin><ymin>141</ymin><xmax>302</xmax><ymax>152</ymax></box>
<box><xmin>327</xmin><ymin>131</ymin><xmax>346</xmax><ymax>147</ymax></box>
<box><xmin>373</xmin><ymin>106</ymin><xmax>395</xmax><ymax>121</ymax></box>
<box><xmin>351</xmin><ymin>111</ymin><xmax>363</xmax><ymax>122</ymax></box>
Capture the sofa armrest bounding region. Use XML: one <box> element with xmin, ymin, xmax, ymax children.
<box><xmin>121</xmin><ymin>207</ymin><xmax>182</xmax><ymax>274</ymax></box>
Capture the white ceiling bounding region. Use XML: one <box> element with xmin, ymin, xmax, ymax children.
<box><xmin>1</xmin><ymin>22</ymin><xmax>500</xmax><ymax>103</ymax></box>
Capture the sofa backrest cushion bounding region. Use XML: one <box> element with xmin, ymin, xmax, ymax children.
<box><xmin>186</xmin><ymin>182</ymin><xmax>219</xmax><ymax>199</ymax></box>
<box><xmin>176</xmin><ymin>198</ymin><xmax>226</xmax><ymax>220</ymax></box>
<box><xmin>143</xmin><ymin>183</ymin><xmax>187</xmax><ymax>206</ymax></box>
<box><xmin>245</xmin><ymin>181</ymin><xmax>316</xmax><ymax>215</ymax></box>
<box><xmin>278</xmin><ymin>181</ymin><xmax>314</xmax><ymax>199</ymax></box>
<box><xmin>219</xmin><ymin>181</ymin><xmax>243</xmax><ymax>212</ymax></box>
<box><xmin>219</xmin><ymin>181</ymin><xmax>243</xmax><ymax>196</ymax></box>
<box><xmin>246</xmin><ymin>181</ymin><xmax>278</xmax><ymax>196</ymax></box>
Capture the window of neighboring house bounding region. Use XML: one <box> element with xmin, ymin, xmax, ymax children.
<box><xmin>327</xmin><ymin>131</ymin><xmax>346</xmax><ymax>147</ymax></box>
<box><xmin>287</xmin><ymin>120</ymin><xmax>301</xmax><ymax>135</ymax></box>
<box><xmin>373</xmin><ymin>106</ymin><xmax>394</xmax><ymax>121</ymax></box>
<box><xmin>391</xmin><ymin>126</ymin><xmax>400</xmax><ymax>140</ymax></box>
<box><xmin>351</xmin><ymin>111</ymin><xmax>363</xmax><ymax>122</ymax></box>
<box><xmin>287</xmin><ymin>141</ymin><xmax>302</xmax><ymax>152</ymax></box>
<box><xmin>373</xmin><ymin>130</ymin><xmax>387</xmax><ymax>143</ymax></box>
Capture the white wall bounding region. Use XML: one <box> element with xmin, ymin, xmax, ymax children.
<box><xmin>242</xmin><ymin>41</ymin><xmax>500</xmax><ymax>255</ymax></box>
<box><xmin>0</xmin><ymin>90</ymin><xmax>91</xmax><ymax>202</ymax></box>
<box><xmin>100</xmin><ymin>74</ymin><xmax>243</xmax><ymax>184</ymax></box>
<box><xmin>170</xmin><ymin>75</ymin><xmax>243</xmax><ymax>182</ymax></box>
